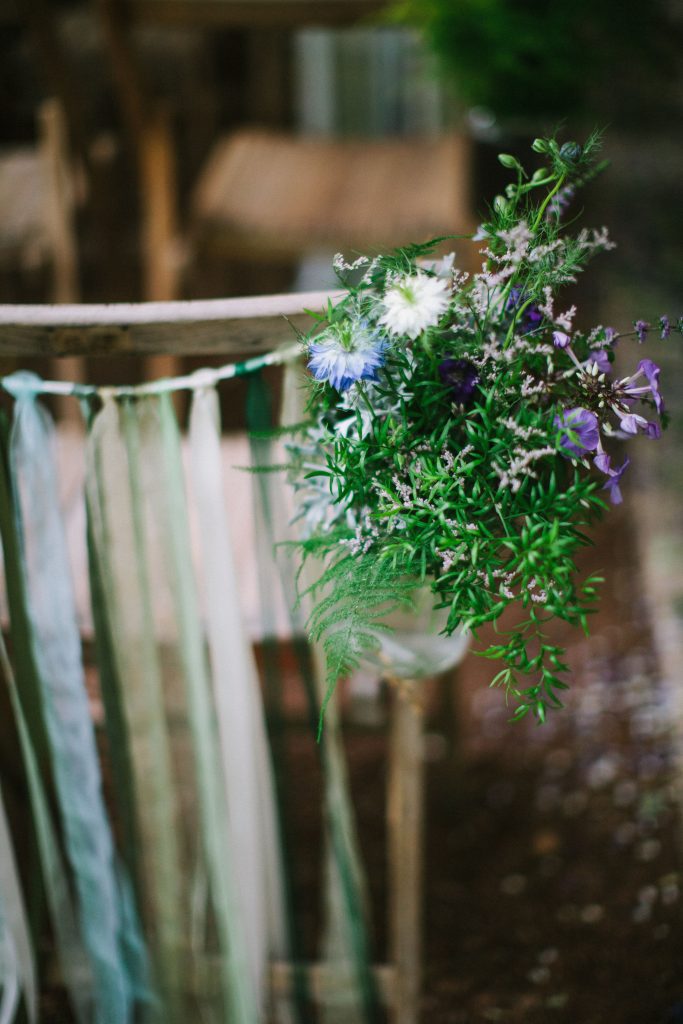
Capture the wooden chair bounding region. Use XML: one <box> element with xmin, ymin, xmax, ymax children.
<box><xmin>0</xmin><ymin>291</ymin><xmax>429</xmax><ymax>1024</ymax></box>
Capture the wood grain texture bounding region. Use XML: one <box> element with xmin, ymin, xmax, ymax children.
<box><xmin>0</xmin><ymin>290</ymin><xmax>340</xmax><ymax>356</ymax></box>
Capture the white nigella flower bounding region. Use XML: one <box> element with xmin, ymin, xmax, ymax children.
<box><xmin>378</xmin><ymin>272</ymin><xmax>450</xmax><ymax>340</ymax></box>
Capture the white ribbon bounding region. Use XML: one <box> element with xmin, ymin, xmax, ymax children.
<box><xmin>188</xmin><ymin>385</ymin><xmax>289</xmax><ymax>1013</ymax></box>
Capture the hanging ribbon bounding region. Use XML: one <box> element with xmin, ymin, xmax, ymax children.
<box><xmin>0</xmin><ymin>782</ymin><xmax>36</xmax><ymax>1023</ymax></box>
<box><xmin>0</xmin><ymin>627</ymin><xmax>92</xmax><ymax>1024</ymax></box>
<box><xmin>138</xmin><ymin>391</ymin><xmax>260</xmax><ymax>1024</ymax></box>
<box><xmin>4</xmin><ymin>374</ymin><xmax>150</xmax><ymax>1024</ymax></box>
<box><xmin>0</xmin><ymin>409</ymin><xmax>94</xmax><ymax>1024</ymax></box>
<box><xmin>85</xmin><ymin>395</ymin><xmax>185</xmax><ymax>1021</ymax></box>
<box><xmin>188</xmin><ymin>384</ymin><xmax>293</xmax><ymax>1018</ymax></box>
<box><xmin>249</xmin><ymin>368</ymin><xmax>380</xmax><ymax>1024</ymax></box>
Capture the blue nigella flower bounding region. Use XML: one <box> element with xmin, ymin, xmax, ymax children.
<box><xmin>554</xmin><ymin>407</ymin><xmax>600</xmax><ymax>457</ymax></box>
<box><xmin>308</xmin><ymin>320</ymin><xmax>386</xmax><ymax>392</ymax></box>
<box><xmin>438</xmin><ymin>358</ymin><xmax>479</xmax><ymax>405</ymax></box>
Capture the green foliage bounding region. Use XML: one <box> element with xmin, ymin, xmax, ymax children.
<box><xmin>287</xmin><ymin>134</ymin><xmax>671</xmax><ymax>724</ymax></box>
<box><xmin>389</xmin><ymin>0</ymin><xmax>675</xmax><ymax>123</ymax></box>
<box><xmin>302</xmin><ymin>548</ymin><xmax>418</xmax><ymax>736</ymax></box>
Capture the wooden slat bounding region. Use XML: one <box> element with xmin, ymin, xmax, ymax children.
<box><xmin>130</xmin><ymin>0</ymin><xmax>386</xmax><ymax>28</ymax></box>
<box><xmin>0</xmin><ymin>289</ymin><xmax>340</xmax><ymax>356</ymax></box>
<box><xmin>387</xmin><ymin>678</ymin><xmax>424</xmax><ymax>1024</ymax></box>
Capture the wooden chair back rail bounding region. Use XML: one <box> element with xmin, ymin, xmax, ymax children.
<box><xmin>0</xmin><ymin>291</ymin><xmax>426</xmax><ymax>1024</ymax></box>
<box><xmin>0</xmin><ymin>290</ymin><xmax>340</xmax><ymax>357</ymax></box>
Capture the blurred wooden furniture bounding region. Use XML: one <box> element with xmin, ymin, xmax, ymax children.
<box><xmin>0</xmin><ymin>100</ymin><xmax>79</xmax><ymax>303</ymax></box>
<box><xmin>0</xmin><ymin>99</ymin><xmax>83</xmax><ymax>418</ymax></box>
<box><xmin>191</xmin><ymin>127</ymin><xmax>473</xmax><ymax>261</ymax></box>
<box><xmin>126</xmin><ymin>0</ymin><xmax>387</xmax><ymax>26</ymax></box>
<box><xmin>99</xmin><ymin>0</ymin><xmax>475</xmax><ymax>390</ymax></box>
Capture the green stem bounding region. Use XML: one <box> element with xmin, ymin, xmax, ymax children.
<box><xmin>532</xmin><ymin>173</ymin><xmax>566</xmax><ymax>232</ymax></box>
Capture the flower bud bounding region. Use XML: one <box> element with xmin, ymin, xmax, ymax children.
<box><xmin>559</xmin><ymin>141</ymin><xmax>582</xmax><ymax>164</ymax></box>
<box><xmin>531</xmin><ymin>138</ymin><xmax>548</xmax><ymax>153</ymax></box>
<box><xmin>498</xmin><ymin>153</ymin><xmax>521</xmax><ymax>170</ymax></box>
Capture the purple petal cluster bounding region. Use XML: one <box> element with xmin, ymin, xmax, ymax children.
<box><xmin>552</xmin><ymin>331</ymin><xmax>571</xmax><ymax>349</ymax></box>
<box><xmin>594</xmin><ymin>453</ymin><xmax>630</xmax><ymax>504</ymax></box>
<box><xmin>585</xmin><ymin>349</ymin><xmax>611</xmax><ymax>374</ymax></box>
<box><xmin>554</xmin><ymin>407</ymin><xmax>600</xmax><ymax>457</ymax></box>
<box><xmin>618</xmin><ymin>358</ymin><xmax>664</xmax><ymax>416</ymax></box>
<box><xmin>635</xmin><ymin>319</ymin><xmax>650</xmax><ymax>344</ymax></box>
<box><xmin>438</xmin><ymin>358</ymin><xmax>479</xmax><ymax>405</ymax></box>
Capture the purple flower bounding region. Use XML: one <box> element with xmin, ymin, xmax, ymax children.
<box><xmin>594</xmin><ymin>452</ymin><xmax>630</xmax><ymax>504</ymax></box>
<box><xmin>660</xmin><ymin>315</ymin><xmax>671</xmax><ymax>340</ymax></box>
<box><xmin>506</xmin><ymin>288</ymin><xmax>542</xmax><ymax>334</ymax></box>
<box><xmin>604</xmin><ymin>327</ymin><xmax>617</xmax><ymax>344</ymax></box>
<box><xmin>618</xmin><ymin>358</ymin><xmax>664</xmax><ymax>414</ymax></box>
<box><xmin>639</xmin><ymin>359</ymin><xmax>664</xmax><ymax>413</ymax></box>
<box><xmin>586</xmin><ymin>349</ymin><xmax>611</xmax><ymax>374</ymax></box>
<box><xmin>618</xmin><ymin>413</ymin><xmax>661</xmax><ymax>439</ymax></box>
<box><xmin>438</xmin><ymin>358</ymin><xmax>479</xmax><ymax>405</ymax></box>
<box><xmin>555</xmin><ymin>407</ymin><xmax>600</xmax><ymax>457</ymax></box>
<box><xmin>308</xmin><ymin>320</ymin><xmax>386</xmax><ymax>392</ymax></box>
<box><xmin>634</xmin><ymin>319</ymin><xmax>649</xmax><ymax>344</ymax></box>
<box><xmin>552</xmin><ymin>330</ymin><xmax>571</xmax><ymax>349</ymax></box>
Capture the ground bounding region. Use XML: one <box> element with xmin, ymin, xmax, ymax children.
<box><xmin>281</xmin><ymin>509</ymin><xmax>683</xmax><ymax>1024</ymax></box>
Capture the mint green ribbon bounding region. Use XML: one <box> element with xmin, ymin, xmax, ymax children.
<box><xmin>85</xmin><ymin>395</ymin><xmax>185</xmax><ymax>1021</ymax></box>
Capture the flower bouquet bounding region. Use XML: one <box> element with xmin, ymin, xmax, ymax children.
<box><xmin>287</xmin><ymin>133</ymin><xmax>678</xmax><ymax>727</ymax></box>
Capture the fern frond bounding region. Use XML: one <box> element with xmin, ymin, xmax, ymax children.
<box><xmin>305</xmin><ymin>552</ymin><xmax>421</xmax><ymax>737</ymax></box>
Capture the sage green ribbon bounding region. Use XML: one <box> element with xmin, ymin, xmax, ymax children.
<box><xmin>248</xmin><ymin>368</ymin><xmax>380</xmax><ymax>1024</ymax></box>
<box><xmin>5</xmin><ymin>374</ymin><xmax>150</xmax><ymax>1024</ymax></box>
<box><xmin>0</xmin><ymin>628</ymin><xmax>92</xmax><ymax>1024</ymax></box>
<box><xmin>0</xmin><ymin>893</ymin><xmax>19</xmax><ymax>1024</ymax></box>
<box><xmin>142</xmin><ymin>391</ymin><xmax>259</xmax><ymax>1024</ymax></box>
<box><xmin>85</xmin><ymin>395</ymin><xmax>185</xmax><ymax>1021</ymax></box>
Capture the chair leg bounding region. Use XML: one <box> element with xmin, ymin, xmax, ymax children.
<box><xmin>387</xmin><ymin>677</ymin><xmax>425</xmax><ymax>1024</ymax></box>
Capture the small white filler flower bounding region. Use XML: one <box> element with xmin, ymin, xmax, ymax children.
<box><xmin>379</xmin><ymin>271</ymin><xmax>450</xmax><ymax>340</ymax></box>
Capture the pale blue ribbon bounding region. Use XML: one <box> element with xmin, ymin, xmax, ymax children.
<box><xmin>4</xmin><ymin>372</ymin><xmax>151</xmax><ymax>1023</ymax></box>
